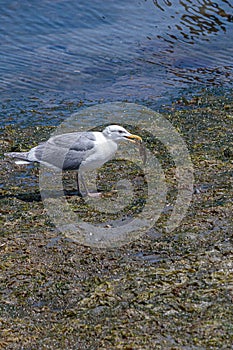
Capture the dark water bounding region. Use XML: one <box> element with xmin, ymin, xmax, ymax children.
<box><xmin>0</xmin><ymin>0</ymin><xmax>233</xmax><ymax>125</ymax></box>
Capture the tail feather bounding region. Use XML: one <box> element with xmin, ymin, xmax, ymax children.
<box><xmin>4</xmin><ymin>151</ymin><xmax>31</xmax><ymax>165</ymax></box>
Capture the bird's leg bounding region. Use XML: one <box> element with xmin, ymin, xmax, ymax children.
<box><xmin>75</xmin><ymin>172</ymin><xmax>82</xmax><ymax>196</ymax></box>
<box><xmin>78</xmin><ymin>173</ymin><xmax>102</xmax><ymax>198</ymax></box>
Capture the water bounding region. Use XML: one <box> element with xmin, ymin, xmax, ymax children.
<box><xmin>0</xmin><ymin>0</ymin><xmax>233</xmax><ymax>126</ymax></box>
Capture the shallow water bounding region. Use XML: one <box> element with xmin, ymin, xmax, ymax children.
<box><xmin>1</xmin><ymin>0</ymin><xmax>233</xmax><ymax>126</ymax></box>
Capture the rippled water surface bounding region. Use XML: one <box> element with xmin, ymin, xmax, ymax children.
<box><xmin>0</xmin><ymin>0</ymin><xmax>233</xmax><ymax>125</ymax></box>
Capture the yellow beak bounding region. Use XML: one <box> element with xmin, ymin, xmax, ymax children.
<box><xmin>126</xmin><ymin>134</ymin><xmax>142</xmax><ymax>143</ymax></box>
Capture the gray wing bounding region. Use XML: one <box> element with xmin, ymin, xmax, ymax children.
<box><xmin>29</xmin><ymin>132</ymin><xmax>96</xmax><ymax>170</ymax></box>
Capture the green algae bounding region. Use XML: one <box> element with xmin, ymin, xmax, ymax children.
<box><xmin>0</xmin><ymin>92</ymin><xmax>233</xmax><ymax>349</ymax></box>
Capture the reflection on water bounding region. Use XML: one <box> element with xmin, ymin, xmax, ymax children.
<box><xmin>140</xmin><ymin>0</ymin><xmax>233</xmax><ymax>87</ymax></box>
<box><xmin>153</xmin><ymin>0</ymin><xmax>233</xmax><ymax>42</ymax></box>
<box><xmin>0</xmin><ymin>0</ymin><xmax>233</xmax><ymax>120</ymax></box>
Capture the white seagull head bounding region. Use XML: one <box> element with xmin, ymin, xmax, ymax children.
<box><xmin>102</xmin><ymin>125</ymin><xmax>142</xmax><ymax>143</ymax></box>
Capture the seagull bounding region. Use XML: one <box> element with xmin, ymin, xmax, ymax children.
<box><xmin>5</xmin><ymin>125</ymin><xmax>142</xmax><ymax>197</ymax></box>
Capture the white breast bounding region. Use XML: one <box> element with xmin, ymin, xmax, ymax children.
<box><xmin>79</xmin><ymin>132</ymin><xmax>118</xmax><ymax>171</ymax></box>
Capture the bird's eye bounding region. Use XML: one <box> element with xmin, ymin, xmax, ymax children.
<box><xmin>118</xmin><ymin>130</ymin><xmax>123</xmax><ymax>133</ymax></box>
